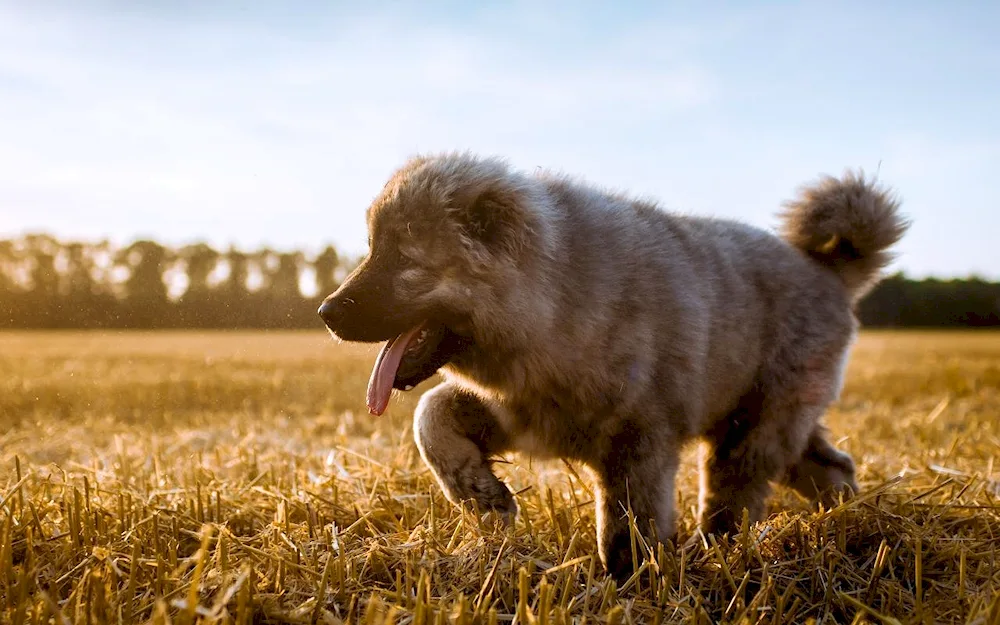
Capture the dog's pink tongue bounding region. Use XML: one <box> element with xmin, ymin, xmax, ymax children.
<box><xmin>366</xmin><ymin>325</ymin><xmax>425</xmax><ymax>416</ymax></box>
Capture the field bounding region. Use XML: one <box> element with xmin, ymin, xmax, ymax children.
<box><xmin>1</xmin><ymin>330</ymin><xmax>998</xmax><ymax>624</ymax></box>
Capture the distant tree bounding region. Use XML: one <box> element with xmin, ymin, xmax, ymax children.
<box><xmin>216</xmin><ymin>247</ymin><xmax>252</xmax><ymax>327</ymax></box>
<box><xmin>24</xmin><ymin>234</ymin><xmax>59</xmax><ymax>300</ymax></box>
<box><xmin>117</xmin><ymin>240</ymin><xmax>171</xmax><ymax>327</ymax></box>
<box><xmin>248</xmin><ymin>248</ymin><xmax>307</xmax><ymax>327</ymax></box>
<box><xmin>179</xmin><ymin>243</ymin><xmax>220</xmax><ymax>299</ymax></box>
<box><xmin>18</xmin><ymin>234</ymin><xmax>61</xmax><ymax>327</ymax></box>
<box><xmin>223</xmin><ymin>247</ymin><xmax>250</xmax><ymax>298</ymax></box>
<box><xmin>313</xmin><ymin>246</ymin><xmax>340</xmax><ymax>299</ymax></box>
<box><xmin>0</xmin><ymin>240</ymin><xmax>24</xmax><ymax>327</ymax></box>
<box><xmin>858</xmin><ymin>273</ymin><xmax>908</xmax><ymax>326</ymax></box>
<box><xmin>56</xmin><ymin>241</ymin><xmax>117</xmax><ymax>328</ymax></box>
<box><xmin>119</xmin><ymin>240</ymin><xmax>170</xmax><ymax>303</ymax></box>
<box><xmin>176</xmin><ymin>243</ymin><xmax>222</xmax><ymax>326</ymax></box>
<box><xmin>266</xmin><ymin>251</ymin><xmax>304</xmax><ymax>300</ymax></box>
<box><xmin>61</xmin><ymin>242</ymin><xmax>98</xmax><ymax>299</ymax></box>
<box><xmin>0</xmin><ymin>240</ymin><xmax>15</xmax><ymax>291</ymax></box>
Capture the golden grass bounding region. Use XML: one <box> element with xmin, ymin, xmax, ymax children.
<box><xmin>1</xmin><ymin>329</ymin><xmax>998</xmax><ymax>624</ymax></box>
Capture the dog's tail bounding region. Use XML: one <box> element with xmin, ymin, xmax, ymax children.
<box><xmin>779</xmin><ymin>170</ymin><xmax>909</xmax><ymax>301</ymax></box>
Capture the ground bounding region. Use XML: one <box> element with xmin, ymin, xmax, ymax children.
<box><xmin>0</xmin><ymin>330</ymin><xmax>998</xmax><ymax>624</ymax></box>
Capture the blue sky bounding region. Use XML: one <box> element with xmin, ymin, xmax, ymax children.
<box><xmin>0</xmin><ymin>1</ymin><xmax>997</xmax><ymax>278</ymax></box>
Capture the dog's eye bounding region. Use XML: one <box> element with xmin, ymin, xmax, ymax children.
<box><xmin>398</xmin><ymin>251</ymin><xmax>417</xmax><ymax>268</ymax></box>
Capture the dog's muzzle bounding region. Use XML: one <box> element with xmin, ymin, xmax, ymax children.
<box><xmin>317</xmin><ymin>295</ymin><xmax>345</xmax><ymax>330</ymax></box>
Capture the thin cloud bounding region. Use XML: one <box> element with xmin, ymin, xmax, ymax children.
<box><xmin>0</xmin><ymin>2</ymin><xmax>717</xmax><ymax>253</ymax></box>
<box><xmin>0</xmin><ymin>2</ymin><xmax>997</xmax><ymax>278</ymax></box>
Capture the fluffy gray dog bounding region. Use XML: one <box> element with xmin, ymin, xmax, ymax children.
<box><xmin>318</xmin><ymin>153</ymin><xmax>908</xmax><ymax>581</ymax></box>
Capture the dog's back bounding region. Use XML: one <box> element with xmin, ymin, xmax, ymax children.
<box><xmin>515</xmin><ymin>173</ymin><xmax>881</xmax><ymax>434</ymax></box>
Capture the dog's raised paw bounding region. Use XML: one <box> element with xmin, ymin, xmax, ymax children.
<box><xmin>443</xmin><ymin>463</ymin><xmax>518</xmax><ymax>522</ymax></box>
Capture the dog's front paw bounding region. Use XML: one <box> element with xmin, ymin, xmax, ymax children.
<box><xmin>441</xmin><ymin>463</ymin><xmax>518</xmax><ymax>524</ymax></box>
<box><xmin>602</xmin><ymin>530</ymin><xmax>640</xmax><ymax>585</ymax></box>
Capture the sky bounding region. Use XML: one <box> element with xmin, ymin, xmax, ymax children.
<box><xmin>0</xmin><ymin>1</ymin><xmax>997</xmax><ymax>278</ymax></box>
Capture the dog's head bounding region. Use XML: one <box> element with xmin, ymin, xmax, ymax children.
<box><xmin>318</xmin><ymin>153</ymin><xmax>542</xmax><ymax>414</ymax></box>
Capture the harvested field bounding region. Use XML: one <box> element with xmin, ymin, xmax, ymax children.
<box><xmin>1</xmin><ymin>330</ymin><xmax>998</xmax><ymax>624</ymax></box>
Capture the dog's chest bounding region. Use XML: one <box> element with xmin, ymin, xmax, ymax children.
<box><xmin>449</xmin><ymin>352</ymin><xmax>625</xmax><ymax>461</ymax></box>
<box><xmin>498</xmin><ymin>392</ymin><xmax>609</xmax><ymax>462</ymax></box>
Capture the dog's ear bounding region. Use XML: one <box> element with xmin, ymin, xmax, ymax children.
<box><xmin>453</xmin><ymin>186</ymin><xmax>530</xmax><ymax>256</ymax></box>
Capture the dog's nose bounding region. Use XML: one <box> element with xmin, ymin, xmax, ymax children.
<box><xmin>317</xmin><ymin>296</ymin><xmax>344</xmax><ymax>326</ymax></box>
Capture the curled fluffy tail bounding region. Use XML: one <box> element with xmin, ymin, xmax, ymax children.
<box><xmin>779</xmin><ymin>170</ymin><xmax>909</xmax><ymax>300</ymax></box>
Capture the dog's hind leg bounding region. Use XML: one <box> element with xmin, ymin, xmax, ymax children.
<box><xmin>698</xmin><ymin>345</ymin><xmax>852</xmax><ymax>535</ymax></box>
<box><xmin>697</xmin><ymin>384</ymin><xmax>818</xmax><ymax>537</ymax></box>
<box><xmin>413</xmin><ymin>382</ymin><xmax>517</xmax><ymax>522</ymax></box>
<box><xmin>780</xmin><ymin>426</ymin><xmax>858</xmax><ymax>508</ymax></box>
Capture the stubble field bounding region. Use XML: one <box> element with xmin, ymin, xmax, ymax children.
<box><xmin>0</xmin><ymin>330</ymin><xmax>998</xmax><ymax>624</ymax></box>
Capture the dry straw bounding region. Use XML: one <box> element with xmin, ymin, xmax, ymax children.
<box><xmin>1</xmin><ymin>330</ymin><xmax>998</xmax><ymax>623</ymax></box>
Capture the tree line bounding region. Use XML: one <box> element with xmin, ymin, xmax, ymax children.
<box><xmin>0</xmin><ymin>235</ymin><xmax>351</xmax><ymax>329</ymax></box>
<box><xmin>1</xmin><ymin>234</ymin><xmax>997</xmax><ymax>329</ymax></box>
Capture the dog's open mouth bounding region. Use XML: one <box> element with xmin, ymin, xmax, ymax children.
<box><xmin>366</xmin><ymin>321</ymin><xmax>471</xmax><ymax>415</ymax></box>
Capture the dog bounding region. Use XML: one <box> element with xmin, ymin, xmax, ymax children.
<box><xmin>318</xmin><ymin>152</ymin><xmax>908</xmax><ymax>581</ymax></box>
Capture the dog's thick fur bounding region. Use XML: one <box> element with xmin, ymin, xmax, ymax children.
<box><xmin>319</xmin><ymin>153</ymin><xmax>908</xmax><ymax>581</ymax></box>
